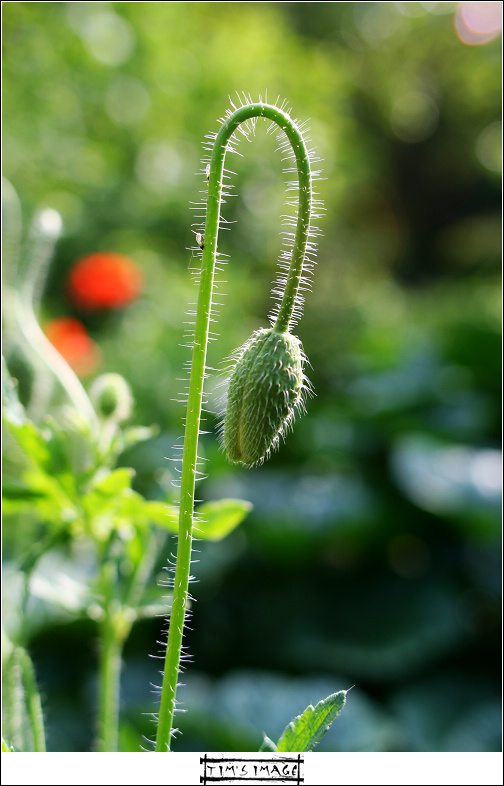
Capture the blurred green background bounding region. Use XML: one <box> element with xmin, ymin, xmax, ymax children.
<box><xmin>2</xmin><ymin>1</ymin><xmax>501</xmax><ymax>752</ymax></box>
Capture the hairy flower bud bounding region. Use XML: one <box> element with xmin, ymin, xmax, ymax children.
<box><xmin>90</xmin><ymin>373</ymin><xmax>133</xmax><ymax>422</ymax></box>
<box><xmin>222</xmin><ymin>328</ymin><xmax>308</xmax><ymax>467</ymax></box>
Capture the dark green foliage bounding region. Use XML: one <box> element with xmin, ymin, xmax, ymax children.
<box><xmin>2</xmin><ymin>0</ymin><xmax>501</xmax><ymax>753</ymax></box>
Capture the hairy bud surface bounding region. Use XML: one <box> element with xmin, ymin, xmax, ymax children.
<box><xmin>223</xmin><ymin>328</ymin><xmax>307</xmax><ymax>467</ymax></box>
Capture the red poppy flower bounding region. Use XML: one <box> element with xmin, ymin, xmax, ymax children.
<box><xmin>67</xmin><ymin>252</ymin><xmax>143</xmax><ymax>310</ymax></box>
<box><xmin>44</xmin><ymin>317</ymin><xmax>101</xmax><ymax>377</ymax></box>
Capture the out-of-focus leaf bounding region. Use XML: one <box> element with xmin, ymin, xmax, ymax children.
<box><xmin>21</xmin><ymin>468</ymin><xmax>78</xmax><ymax>523</ymax></box>
<box><xmin>1</xmin><ymin>483</ymin><xmax>46</xmax><ymax>500</ymax></box>
<box><xmin>2</xmin><ymin>646</ymin><xmax>46</xmax><ymax>752</ymax></box>
<box><xmin>142</xmin><ymin>500</ymin><xmax>179</xmax><ymax>531</ymax></box>
<box><xmin>259</xmin><ymin>734</ymin><xmax>277</xmax><ymax>752</ymax></box>
<box><xmin>5</xmin><ymin>414</ymin><xmax>88</xmax><ymax>485</ymax></box>
<box><xmin>47</xmin><ymin>409</ymin><xmax>96</xmax><ymax>477</ymax></box>
<box><xmin>122</xmin><ymin>425</ymin><xmax>159</xmax><ymax>448</ymax></box>
<box><xmin>2</xmin><ymin>738</ymin><xmax>14</xmax><ymax>752</ymax></box>
<box><xmin>82</xmin><ymin>469</ymin><xmax>137</xmax><ymax>537</ymax></box>
<box><xmin>1</xmin><ymin>466</ymin><xmax>78</xmax><ymax>531</ymax></box>
<box><xmin>4</xmin><ymin>420</ymin><xmax>50</xmax><ymax>467</ymax></box>
<box><xmin>92</xmin><ymin>467</ymin><xmax>135</xmax><ymax>497</ymax></box>
<box><xmin>275</xmin><ymin>690</ymin><xmax>347</xmax><ymax>752</ymax></box>
<box><xmin>135</xmin><ymin>602</ymin><xmax>171</xmax><ymax>619</ymax></box>
<box><xmin>84</xmin><ymin>480</ymin><xmax>179</xmax><ymax>541</ymax></box>
<box><xmin>195</xmin><ymin>498</ymin><xmax>253</xmax><ymax>541</ymax></box>
<box><xmin>1</xmin><ymin>480</ymin><xmax>53</xmax><ymax>519</ymax></box>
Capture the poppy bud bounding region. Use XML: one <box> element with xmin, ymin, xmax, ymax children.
<box><xmin>222</xmin><ymin>328</ymin><xmax>308</xmax><ymax>467</ymax></box>
<box><xmin>90</xmin><ymin>373</ymin><xmax>133</xmax><ymax>422</ymax></box>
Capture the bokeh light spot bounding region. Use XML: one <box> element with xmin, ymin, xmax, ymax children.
<box><xmin>355</xmin><ymin>2</ymin><xmax>403</xmax><ymax>46</ymax></box>
<box><xmin>475</xmin><ymin>122</ymin><xmax>502</xmax><ymax>173</ymax></box>
<box><xmin>470</xmin><ymin>450</ymin><xmax>502</xmax><ymax>499</ymax></box>
<box><xmin>105</xmin><ymin>76</ymin><xmax>151</xmax><ymax>126</ymax></box>
<box><xmin>68</xmin><ymin>252</ymin><xmax>143</xmax><ymax>310</ymax></box>
<box><xmin>33</xmin><ymin>208</ymin><xmax>63</xmax><ymax>240</ymax></box>
<box><xmin>76</xmin><ymin>10</ymin><xmax>135</xmax><ymax>66</ymax></box>
<box><xmin>44</xmin><ymin>317</ymin><xmax>101</xmax><ymax>377</ymax></box>
<box><xmin>394</xmin><ymin>2</ymin><xmax>428</xmax><ymax>19</ymax></box>
<box><xmin>455</xmin><ymin>2</ymin><xmax>502</xmax><ymax>45</ymax></box>
<box><xmin>390</xmin><ymin>91</ymin><xmax>439</xmax><ymax>143</ymax></box>
<box><xmin>420</xmin><ymin>2</ymin><xmax>457</xmax><ymax>14</ymax></box>
<box><xmin>135</xmin><ymin>141</ymin><xmax>183</xmax><ymax>194</ymax></box>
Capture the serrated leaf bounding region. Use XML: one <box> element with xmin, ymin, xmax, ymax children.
<box><xmin>275</xmin><ymin>690</ymin><xmax>347</xmax><ymax>752</ymax></box>
<box><xmin>259</xmin><ymin>734</ymin><xmax>277</xmax><ymax>752</ymax></box>
<box><xmin>195</xmin><ymin>498</ymin><xmax>252</xmax><ymax>541</ymax></box>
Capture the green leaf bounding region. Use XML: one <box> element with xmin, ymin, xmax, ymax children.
<box><xmin>143</xmin><ymin>500</ymin><xmax>179</xmax><ymax>532</ymax></box>
<box><xmin>5</xmin><ymin>420</ymin><xmax>51</xmax><ymax>467</ymax></box>
<box><xmin>259</xmin><ymin>734</ymin><xmax>278</xmax><ymax>752</ymax></box>
<box><xmin>2</xmin><ymin>738</ymin><xmax>14</xmax><ymax>752</ymax></box>
<box><xmin>1</xmin><ymin>482</ymin><xmax>46</xmax><ymax>500</ymax></box>
<box><xmin>1</xmin><ymin>467</ymin><xmax>78</xmax><ymax>532</ymax></box>
<box><xmin>92</xmin><ymin>467</ymin><xmax>135</xmax><ymax>496</ymax></box>
<box><xmin>82</xmin><ymin>468</ymin><xmax>137</xmax><ymax>533</ymax></box>
<box><xmin>22</xmin><ymin>467</ymin><xmax>78</xmax><ymax>521</ymax></box>
<box><xmin>83</xmin><ymin>481</ymin><xmax>179</xmax><ymax>542</ymax></box>
<box><xmin>195</xmin><ymin>498</ymin><xmax>252</xmax><ymax>541</ymax></box>
<box><xmin>275</xmin><ymin>690</ymin><xmax>348</xmax><ymax>752</ymax></box>
<box><xmin>122</xmin><ymin>424</ymin><xmax>159</xmax><ymax>447</ymax></box>
<box><xmin>135</xmin><ymin>498</ymin><xmax>251</xmax><ymax>541</ymax></box>
<box><xmin>2</xmin><ymin>646</ymin><xmax>46</xmax><ymax>752</ymax></box>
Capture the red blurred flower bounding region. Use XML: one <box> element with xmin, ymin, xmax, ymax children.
<box><xmin>44</xmin><ymin>317</ymin><xmax>101</xmax><ymax>377</ymax></box>
<box><xmin>67</xmin><ymin>252</ymin><xmax>143</xmax><ymax>310</ymax></box>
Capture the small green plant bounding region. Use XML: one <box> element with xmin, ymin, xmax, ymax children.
<box><xmin>2</xmin><ymin>96</ymin><xmax>348</xmax><ymax>753</ymax></box>
<box><xmin>154</xmin><ymin>95</ymin><xmax>347</xmax><ymax>752</ymax></box>
<box><xmin>1</xmin><ymin>188</ymin><xmax>251</xmax><ymax>753</ymax></box>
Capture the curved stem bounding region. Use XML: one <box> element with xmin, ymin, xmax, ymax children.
<box><xmin>15</xmin><ymin>297</ymin><xmax>98</xmax><ymax>428</ymax></box>
<box><xmin>155</xmin><ymin>102</ymin><xmax>313</xmax><ymax>751</ymax></box>
<box><xmin>14</xmin><ymin>209</ymin><xmax>98</xmax><ymax>428</ymax></box>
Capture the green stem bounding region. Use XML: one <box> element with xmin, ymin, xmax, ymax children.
<box><xmin>16</xmin><ymin>647</ymin><xmax>46</xmax><ymax>752</ymax></box>
<box><xmin>15</xmin><ymin>296</ymin><xmax>98</xmax><ymax>428</ymax></box>
<box><xmin>14</xmin><ymin>209</ymin><xmax>98</xmax><ymax>428</ymax></box>
<box><xmin>97</xmin><ymin>532</ymin><xmax>160</xmax><ymax>752</ymax></box>
<box><xmin>97</xmin><ymin>623</ymin><xmax>122</xmax><ymax>752</ymax></box>
<box><xmin>97</xmin><ymin>561</ymin><xmax>123</xmax><ymax>752</ymax></box>
<box><xmin>155</xmin><ymin>101</ymin><xmax>313</xmax><ymax>752</ymax></box>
